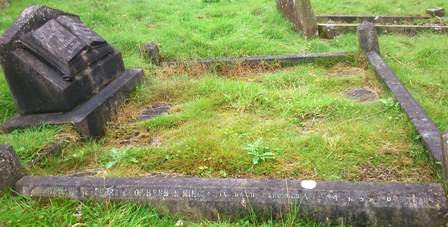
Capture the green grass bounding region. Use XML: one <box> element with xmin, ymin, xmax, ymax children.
<box><xmin>1</xmin><ymin>0</ymin><xmax>447</xmax><ymax>225</ymax></box>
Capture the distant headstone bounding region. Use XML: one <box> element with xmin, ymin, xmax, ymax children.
<box><xmin>276</xmin><ymin>0</ymin><xmax>318</xmax><ymax>39</ymax></box>
<box><xmin>357</xmin><ymin>21</ymin><xmax>380</xmax><ymax>54</ymax></box>
<box><xmin>0</xmin><ymin>145</ymin><xmax>24</xmax><ymax>193</ymax></box>
<box><xmin>0</xmin><ymin>0</ymin><xmax>8</xmax><ymax>8</ymax></box>
<box><xmin>426</xmin><ymin>8</ymin><xmax>445</xmax><ymax>17</ymax></box>
<box><xmin>143</xmin><ymin>42</ymin><xmax>161</xmax><ymax>66</ymax></box>
<box><xmin>0</xmin><ymin>6</ymin><xmax>144</xmax><ymax>138</ymax></box>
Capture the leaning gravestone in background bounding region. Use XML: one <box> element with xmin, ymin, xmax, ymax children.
<box><xmin>276</xmin><ymin>0</ymin><xmax>318</xmax><ymax>39</ymax></box>
<box><xmin>0</xmin><ymin>6</ymin><xmax>144</xmax><ymax>138</ymax></box>
<box><xmin>0</xmin><ymin>0</ymin><xmax>8</xmax><ymax>8</ymax></box>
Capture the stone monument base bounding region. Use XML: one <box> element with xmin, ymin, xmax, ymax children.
<box><xmin>0</xmin><ymin>69</ymin><xmax>144</xmax><ymax>138</ymax></box>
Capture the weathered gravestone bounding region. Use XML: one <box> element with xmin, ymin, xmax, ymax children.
<box><xmin>0</xmin><ymin>144</ymin><xmax>25</xmax><ymax>192</ymax></box>
<box><xmin>276</xmin><ymin>0</ymin><xmax>318</xmax><ymax>39</ymax></box>
<box><xmin>0</xmin><ymin>6</ymin><xmax>144</xmax><ymax>138</ymax></box>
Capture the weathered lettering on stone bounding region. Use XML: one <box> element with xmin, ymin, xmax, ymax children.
<box><xmin>0</xmin><ymin>6</ymin><xmax>143</xmax><ymax>138</ymax></box>
<box><xmin>276</xmin><ymin>0</ymin><xmax>318</xmax><ymax>39</ymax></box>
<box><xmin>14</xmin><ymin>176</ymin><xmax>448</xmax><ymax>226</ymax></box>
<box><xmin>0</xmin><ymin>145</ymin><xmax>24</xmax><ymax>192</ymax></box>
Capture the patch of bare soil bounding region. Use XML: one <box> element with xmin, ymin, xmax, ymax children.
<box><xmin>157</xmin><ymin>61</ymin><xmax>282</xmax><ymax>79</ymax></box>
<box><xmin>325</xmin><ymin>63</ymin><xmax>365</xmax><ymax>77</ymax></box>
<box><xmin>350</xmin><ymin>163</ymin><xmax>434</xmax><ymax>182</ymax></box>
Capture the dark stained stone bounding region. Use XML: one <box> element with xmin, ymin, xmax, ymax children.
<box><xmin>143</xmin><ymin>42</ymin><xmax>161</xmax><ymax>66</ymax></box>
<box><xmin>426</xmin><ymin>8</ymin><xmax>445</xmax><ymax>17</ymax></box>
<box><xmin>358</xmin><ymin>23</ymin><xmax>442</xmax><ymax>162</ymax></box>
<box><xmin>14</xmin><ymin>176</ymin><xmax>448</xmax><ymax>226</ymax></box>
<box><xmin>138</xmin><ymin>103</ymin><xmax>170</xmax><ymax>121</ymax></box>
<box><xmin>357</xmin><ymin>21</ymin><xmax>380</xmax><ymax>54</ymax></box>
<box><xmin>276</xmin><ymin>0</ymin><xmax>318</xmax><ymax>39</ymax></box>
<box><xmin>0</xmin><ymin>6</ymin><xmax>144</xmax><ymax>138</ymax></box>
<box><xmin>0</xmin><ymin>145</ymin><xmax>24</xmax><ymax>193</ymax></box>
<box><xmin>344</xmin><ymin>88</ymin><xmax>378</xmax><ymax>102</ymax></box>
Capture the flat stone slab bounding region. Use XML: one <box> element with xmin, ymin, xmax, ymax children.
<box><xmin>164</xmin><ymin>52</ymin><xmax>347</xmax><ymax>66</ymax></box>
<box><xmin>0</xmin><ymin>69</ymin><xmax>144</xmax><ymax>138</ymax></box>
<box><xmin>344</xmin><ymin>88</ymin><xmax>378</xmax><ymax>102</ymax></box>
<box><xmin>319</xmin><ymin>23</ymin><xmax>448</xmax><ymax>39</ymax></box>
<box><xmin>427</xmin><ymin>8</ymin><xmax>445</xmax><ymax>17</ymax></box>
<box><xmin>138</xmin><ymin>103</ymin><xmax>170</xmax><ymax>121</ymax></box>
<box><xmin>14</xmin><ymin>176</ymin><xmax>447</xmax><ymax>226</ymax></box>
<box><xmin>358</xmin><ymin>24</ymin><xmax>443</xmax><ymax>162</ymax></box>
<box><xmin>0</xmin><ymin>144</ymin><xmax>24</xmax><ymax>192</ymax></box>
<box><xmin>316</xmin><ymin>15</ymin><xmax>432</xmax><ymax>24</ymax></box>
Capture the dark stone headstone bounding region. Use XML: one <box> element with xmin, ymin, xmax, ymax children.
<box><xmin>344</xmin><ymin>88</ymin><xmax>378</xmax><ymax>102</ymax></box>
<box><xmin>357</xmin><ymin>21</ymin><xmax>380</xmax><ymax>54</ymax></box>
<box><xmin>143</xmin><ymin>42</ymin><xmax>161</xmax><ymax>66</ymax></box>
<box><xmin>0</xmin><ymin>145</ymin><xmax>24</xmax><ymax>193</ymax></box>
<box><xmin>15</xmin><ymin>176</ymin><xmax>448</xmax><ymax>226</ymax></box>
<box><xmin>138</xmin><ymin>103</ymin><xmax>170</xmax><ymax>121</ymax></box>
<box><xmin>426</xmin><ymin>8</ymin><xmax>445</xmax><ymax>17</ymax></box>
<box><xmin>276</xmin><ymin>0</ymin><xmax>318</xmax><ymax>39</ymax></box>
<box><xmin>0</xmin><ymin>6</ymin><xmax>144</xmax><ymax>138</ymax></box>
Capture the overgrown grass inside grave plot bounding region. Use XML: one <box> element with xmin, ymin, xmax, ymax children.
<box><xmin>0</xmin><ymin>0</ymin><xmax>445</xmax><ymax>182</ymax></box>
<box><xmin>28</xmin><ymin>62</ymin><xmax>434</xmax><ymax>183</ymax></box>
<box><xmin>0</xmin><ymin>0</ymin><xmax>447</xmax><ymax>225</ymax></box>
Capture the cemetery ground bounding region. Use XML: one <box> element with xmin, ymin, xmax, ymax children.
<box><xmin>0</xmin><ymin>0</ymin><xmax>447</xmax><ymax>226</ymax></box>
